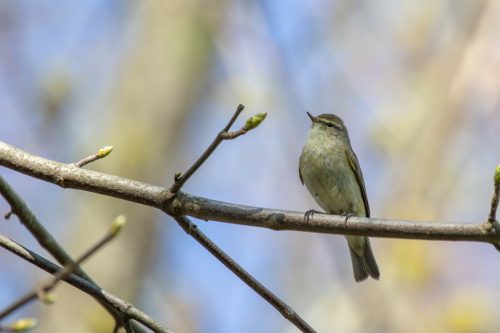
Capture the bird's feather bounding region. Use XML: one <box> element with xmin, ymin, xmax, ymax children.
<box><xmin>345</xmin><ymin>148</ymin><xmax>370</xmax><ymax>217</ymax></box>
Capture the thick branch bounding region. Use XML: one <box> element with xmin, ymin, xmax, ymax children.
<box><xmin>172</xmin><ymin>193</ymin><xmax>496</xmax><ymax>242</ymax></box>
<box><xmin>0</xmin><ymin>234</ymin><xmax>173</xmax><ymax>333</ymax></box>
<box><xmin>1</xmin><ymin>141</ymin><xmax>497</xmax><ymax>244</ymax></box>
<box><xmin>174</xmin><ymin>215</ymin><xmax>315</xmax><ymax>333</ymax></box>
<box><xmin>0</xmin><ymin>141</ymin><xmax>163</xmax><ymax>205</ymax></box>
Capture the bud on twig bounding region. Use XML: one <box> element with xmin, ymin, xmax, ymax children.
<box><xmin>9</xmin><ymin>318</ymin><xmax>38</xmax><ymax>331</ymax></box>
<box><xmin>110</xmin><ymin>215</ymin><xmax>127</xmax><ymax>236</ymax></box>
<box><xmin>96</xmin><ymin>146</ymin><xmax>114</xmax><ymax>158</ymax></box>
<box><xmin>40</xmin><ymin>292</ymin><xmax>56</xmax><ymax>305</ymax></box>
<box><xmin>244</xmin><ymin>113</ymin><xmax>267</xmax><ymax>131</ymax></box>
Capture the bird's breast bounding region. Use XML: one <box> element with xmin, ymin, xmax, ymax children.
<box><xmin>300</xmin><ymin>142</ymin><xmax>364</xmax><ymax>215</ymax></box>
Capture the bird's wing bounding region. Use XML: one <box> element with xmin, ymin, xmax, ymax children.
<box><xmin>345</xmin><ymin>148</ymin><xmax>370</xmax><ymax>217</ymax></box>
<box><xmin>298</xmin><ymin>152</ymin><xmax>304</xmax><ymax>185</ymax></box>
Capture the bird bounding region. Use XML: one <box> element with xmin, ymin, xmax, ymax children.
<box><xmin>299</xmin><ymin>112</ymin><xmax>379</xmax><ymax>282</ymax></box>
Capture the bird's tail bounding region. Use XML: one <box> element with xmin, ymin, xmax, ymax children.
<box><xmin>348</xmin><ymin>237</ymin><xmax>380</xmax><ymax>282</ymax></box>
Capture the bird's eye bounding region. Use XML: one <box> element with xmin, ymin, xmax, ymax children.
<box><xmin>323</xmin><ymin>121</ymin><xmax>340</xmax><ymax>129</ymax></box>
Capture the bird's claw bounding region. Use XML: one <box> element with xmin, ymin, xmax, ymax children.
<box><xmin>341</xmin><ymin>212</ymin><xmax>353</xmax><ymax>226</ymax></box>
<box><xmin>304</xmin><ymin>209</ymin><xmax>322</xmax><ymax>222</ymax></box>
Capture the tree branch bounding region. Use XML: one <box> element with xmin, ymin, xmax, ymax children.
<box><xmin>0</xmin><ymin>234</ymin><xmax>173</xmax><ymax>333</ymax></box>
<box><xmin>172</xmin><ymin>192</ymin><xmax>498</xmax><ymax>243</ymax></box>
<box><xmin>173</xmin><ymin>215</ymin><xmax>316</xmax><ymax>333</ymax></box>
<box><xmin>0</xmin><ymin>175</ymin><xmax>135</xmax><ymax>331</ymax></box>
<box><xmin>1</xmin><ymin>140</ymin><xmax>498</xmax><ymax>244</ymax></box>
<box><xmin>0</xmin><ymin>175</ymin><xmax>89</xmax><ymax>276</ymax></box>
<box><xmin>0</xmin><ymin>216</ymin><xmax>124</xmax><ymax>321</ymax></box>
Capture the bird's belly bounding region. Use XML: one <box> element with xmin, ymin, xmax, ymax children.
<box><xmin>301</xmin><ymin>151</ymin><xmax>364</xmax><ymax>215</ymax></box>
<box><xmin>307</xmin><ymin>175</ymin><xmax>351</xmax><ymax>214</ymax></box>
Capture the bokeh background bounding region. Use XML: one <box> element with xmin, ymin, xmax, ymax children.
<box><xmin>1</xmin><ymin>1</ymin><xmax>500</xmax><ymax>332</ymax></box>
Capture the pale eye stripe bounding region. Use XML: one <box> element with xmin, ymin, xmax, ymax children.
<box><xmin>322</xmin><ymin>120</ymin><xmax>342</xmax><ymax>129</ymax></box>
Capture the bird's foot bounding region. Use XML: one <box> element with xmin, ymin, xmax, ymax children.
<box><xmin>341</xmin><ymin>212</ymin><xmax>353</xmax><ymax>227</ymax></box>
<box><xmin>304</xmin><ymin>209</ymin><xmax>322</xmax><ymax>222</ymax></box>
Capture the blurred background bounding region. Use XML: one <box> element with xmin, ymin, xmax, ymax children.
<box><xmin>1</xmin><ymin>1</ymin><xmax>500</xmax><ymax>332</ymax></box>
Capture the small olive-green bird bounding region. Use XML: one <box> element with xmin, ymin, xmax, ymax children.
<box><xmin>299</xmin><ymin>112</ymin><xmax>379</xmax><ymax>282</ymax></box>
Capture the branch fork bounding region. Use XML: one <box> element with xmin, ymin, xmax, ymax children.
<box><xmin>169</xmin><ymin>104</ymin><xmax>267</xmax><ymax>195</ymax></box>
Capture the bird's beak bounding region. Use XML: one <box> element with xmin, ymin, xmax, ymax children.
<box><xmin>306</xmin><ymin>112</ymin><xmax>319</xmax><ymax>123</ymax></box>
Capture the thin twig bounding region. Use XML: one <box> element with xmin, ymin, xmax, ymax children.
<box><xmin>0</xmin><ymin>234</ymin><xmax>173</xmax><ymax>333</ymax></box>
<box><xmin>0</xmin><ymin>175</ymin><xmax>99</xmax><ymax>282</ymax></box>
<box><xmin>0</xmin><ymin>318</ymin><xmax>37</xmax><ymax>332</ymax></box>
<box><xmin>74</xmin><ymin>146</ymin><xmax>113</xmax><ymax>168</ymax></box>
<box><xmin>1</xmin><ymin>141</ymin><xmax>500</xmax><ymax>244</ymax></box>
<box><xmin>0</xmin><ymin>218</ymin><xmax>122</xmax><ymax>321</ymax></box>
<box><xmin>0</xmin><ymin>175</ymin><xmax>129</xmax><ymax>330</ymax></box>
<box><xmin>173</xmin><ymin>215</ymin><xmax>316</xmax><ymax>333</ymax></box>
<box><xmin>220</xmin><ymin>128</ymin><xmax>247</xmax><ymax>140</ymax></box>
<box><xmin>168</xmin><ymin>104</ymin><xmax>245</xmax><ymax>194</ymax></box>
<box><xmin>488</xmin><ymin>181</ymin><xmax>499</xmax><ymax>225</ymax></box>
<box><xmin>488</xmin><ymin>178</ymin><xmax>500</xmax><ymax>251</ymax></box>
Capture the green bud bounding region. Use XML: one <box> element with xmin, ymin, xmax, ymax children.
<box><xmin>110</xmin><ymin>215</ymin><xmax>127</xmax><ymax>236</ymax></box>
<box><xmin>495</xmin><ymin>164</ymin><xmax>500</xmax><ymax>184</ymax></box>
<box><xmin>244</xmin><ymin>112</ymin><xmax>267</xmax><ymax>131</ymax></box>
<box><xmin>97</xmin><ymin>146</ymin><xmax>114</xmax><ymax>158</ymax></box>
<box><xmin>41</xmin><ymin>292</ymin><xmax>56</xmax><ymax>305</ymax></box>
<box><xmin>10</xmin><ymin>318</ymin><xmax>38</xmax><ymax>331</ymax></box>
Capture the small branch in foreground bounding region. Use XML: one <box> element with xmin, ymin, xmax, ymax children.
<box><xmin>0</xmin><ymin>216</ymin><xmax>126</xmax><ymax>322</ymax></box>
<box><xmin>74</xmin><ymin>146</ymin><xmax>113</xmax><ymax>168</ymax></box>
<box><xmin>0</xmin><ymin>234</ymin><xmax>172</xmax><ymax>333</ymax></box>
<box><xmin>173</xmin><ymin>215</ymin><xmax>316</xmax><ymax>333</ymax></box>
<box><xmin>0</xmin><ymin>175</ymin><xmax>130</xmax><ymax>331</ymax></box>
<box><xmin>0</xmin><ymin>317</ymin><xmax>37</xmax><ymax>332</ymax></box>
<box><xmin>0</xmin><ymin>175</ymin><xmax>96</xmax><ymax>281</ymax></box>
